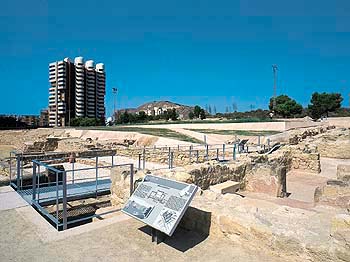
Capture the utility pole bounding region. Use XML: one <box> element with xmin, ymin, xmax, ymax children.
<box><xmin>272</xmin><ymin>64</ymin><xmax>278</xmax><ymax>111</ymax></box>
<box><xmin>112</xmin><ymin>87</ymin><xmax>118</xmax><ymax>122</ymax></box>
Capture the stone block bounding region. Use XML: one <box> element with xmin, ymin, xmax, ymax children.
<box><xmin>337</xmin><ymin>164</ymin><xmax>350</xmax><ymax>182</ymax></box>
<box><xmin>315</xmin><ymin>181</ymin><xmax>350</xmax><ymax>208</ymax></box>
<box><xmin>210</xmin><ymin>181</ymin><xmax>240</xmax><ymax>194</ymax></box>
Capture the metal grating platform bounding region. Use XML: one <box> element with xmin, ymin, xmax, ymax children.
<box><xmin>19</xmin><ymin>178</ymin><xmax>111</xmax><ymax>205</ymax></box>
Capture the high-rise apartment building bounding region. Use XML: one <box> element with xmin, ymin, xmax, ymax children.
<box><xmin>48</xmin><ymin>57</ymin><xmax>105</xmax><ymax>127</ymax></box>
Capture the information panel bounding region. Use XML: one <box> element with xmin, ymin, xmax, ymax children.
<box><xmin>122</xmin><ymin>175</ymin><xmax>198</xmax><ymax>236</ymax></box>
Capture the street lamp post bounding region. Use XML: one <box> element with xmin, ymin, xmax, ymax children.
<box><xmin>112</xmin><ymin>87</ymin><xmax>118</xmax><ymax>122</ymax></box>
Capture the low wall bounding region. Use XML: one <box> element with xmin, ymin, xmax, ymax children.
<box><xmin>128</xmin><ymin>122</ymin><xmax>287</xmax><ymax>131</ymax></box>
<box><xmin>116</xmin><ymin>146</ymin><xmax>236</xmax><ymax>167</ymax></box>
<box><xmin>326</xmin><ymin>117</ymin><xmax>350</xmax><ymax>128</ymax></box>
<box><xmin>284</xmin><ymin>120</ymin><xmax>324</xmax><ymax>130</ymax></box>
<box><xmin>314</xmin><ymin>164</ymin><xmax>350</xmax><ymax>209</ymax></box>
<box><xmin>180</xmin><ymin>191</ymin><xmax>350</xmax><ymax>262</ymax></box>
<box><xmin>128</xmin><ymin>120</ymin><xmax>329</xmax><ymax>132</ymax></box>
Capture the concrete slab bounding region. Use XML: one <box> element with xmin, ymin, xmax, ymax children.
<box><xmin>210</xmin><ymin>181</ymin><xmax>240</xmax><ymax>194</ymax></box>
<box><xmin>0</xmin><ymin>186</ymin><xmax>28</xmax><ymax>211</ymax></box>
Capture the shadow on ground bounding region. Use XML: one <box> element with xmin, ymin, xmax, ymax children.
<box><xmin>138</xmin><ymin>207</ymin><xmax>211</xmax><ymax>252</ymax></box>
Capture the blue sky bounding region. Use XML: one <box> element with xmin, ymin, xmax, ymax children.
<box><xmin>1</xmin><ymin>0</ymin><xmax>349</xmax><ymax>116</ymax></box>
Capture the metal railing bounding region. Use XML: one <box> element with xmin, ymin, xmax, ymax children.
<box><xmin>29</xmin><ymin>158</ymin><xmax>134</xmax><ymax>231</ymax></box>
<box><xmin>133</xmin><ymin>142</ymin><xmax>268</xmax><ymax>170</ymax></box>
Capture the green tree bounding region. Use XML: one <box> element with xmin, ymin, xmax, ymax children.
<box><xmin>308</xmin><ymin>92</ymin><xmax>343</xmax><ymax>119</ymax></box>
<box><xmin>189</xmin><ymin>111</ymin><xmax>195</xmax><ymax>119</ymax></box>
<box><xmin>269</xmin><ymin>95</ymin><xmax>303</xmax><ymax>118</ymax></box>
<box><xmin>70</xmin><ymin>117</ymin><xmax>103</xmax><ymax>126</ymax></box>
<box><xmin>137</xmin><ymin>111</ymin><xmax>148</xmax><ymax>122</ymax></box>
<box><xmin>120</xmin><ymin>110</ymin><xmax>130</xmax><ymax>124</ymax></box>
<box><xmin>193</xmin><ymin>105</ymin><xmax>201</xmax><ymax>118</ymax></box>
<box><xmin>169</xmin><ymin>108</ymin><xmax>178</xmax><ymax>121</ymax></box>
<box><xmin>199</xmin><ymin>109</ymin><xmax>206</xmax><ymax>120</ymax></box>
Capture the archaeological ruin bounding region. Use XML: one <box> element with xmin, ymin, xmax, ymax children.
<box><xmin>0</xmin><ymin>122</ymin><xmax>349</xmax><ymax>261</ymax></box>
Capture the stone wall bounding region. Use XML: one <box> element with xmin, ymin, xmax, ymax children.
<box><xmin>109</xmin><ymin>166</ymin><xmax>146</xmax><ymax>209</ymax></box>
<box><xmin>315</xmin><ymin>180</ymin><xmax>350</xmax><ymax>209</ymax></box>
<box><xmin>115</xmin><ymin>146</ymin><xmax>235</xmax><ymax>167</ymax></box>
<box><xmin>109</xmin><ymin>149</ymin><xmax>290</xmax><ymax>208</ymax></box>
<box><xmin>109</xmin><ymin>142</ymin><xmax>324</xmax><ymax>210</ymax></box>
<box><xmin>154</xmin><ymin>160</ymin><xmax>248</xmax><ymax>190</ymax></box>
<box><xmin>315</xmin><ymin>164</ymin><xmax>350</xmax><ymax>209</ymax></box>
<box><xmin>179</xmin><ymin>191</ymin><xmax>350</xmax><ymax>262</ymax></box>
<box><xmin>303</xmin><ymin>128</ymin><xmax>350</xmax><ymax>159</ymax></box>
<box><xmin>337</xmin><ymin>165</ymin><xmax>350</xmax><ymax>182</ymax></box>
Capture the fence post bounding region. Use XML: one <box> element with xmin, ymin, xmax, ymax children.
<box><xmin>206</xmin><ymin>145</ymin><xmax>209</xmax><ymax>161</ymax></box>
<box><xmin>20</xmin><ymin>153</ymin><xmax>24</xmax><ymax>189</ymax></box>
<box><xmin>267</xmin><ymin>138</ymin><xmax>271</xmax><ymax>151</ymax></box>
<box><xmin>233</xmin><ymin>144</ymin><xmax>236</xmax><ymax>160</ymax></box>
<box><xmin>32</xmin><ymin>162</ymin><xmax>37</xmax><ymax>201</ymax></box>
<box><xmin>171</xmin><ymin>152</ymin><xmax>174</xmax><ymax>169</ymax></box>
<box><xmin>143</xmin><ymin>148</ymin><xmax>146</xmax><ymax>170</ymax></box>
<box><xmin>55</xmin><ymin>169</ymin><xmax>59</xmax><ymax>230</ymax></box>
<box><xmin>129</xmin><ymin>164</ymin><xmax>134</xmax><ymax>196</ymax></box>
<box><xmin>258</xmin><ymin>135</ymin><xmax>261</xmax><ymax>146</ymax></box>
<box><xmin>62</xmin><ymin>170</ymin><xmax>67</xmax><ymax>230</ymax></box>
<box><xmin>222</xmin><ymin>144</ymin><xmax>226</xmax><ymax>161</ymax></box>
<box><xmin>196</xmin><ymin>150</ymin><xmax>199</xmax><ymax>163</ymax></box>
<box><xmin>216</xmin><ymin>148</ymin><xmax>219</xmax><ymax>161</ymax></box>
<box><xmin>111</xmin><ymin>154</ymin><xmax>114</xmax><ymax>167</ymax></box>
<box><xmin>16</xmin><ymin>155</ymin><xmax>20</xmax><ymax>190</ymax></box>
<box><xmin>9</xmin><ymin>152</ymin><xmax>12</xmax><ymax>183</ymax></box>
<box><xmin>72</xmin><ymin>162</ymin><xmax>75</xmax><ymax>184</ymax></box>
<box><xmin>189</xmin><ymin>146</ymin><xmax>192</xmax><ymax>164</ymax></box>
<box><xmin>37</xmin><ymin>165</ymin><xmax>41</xmax><ymax>201</ymax></box>
<box><xmin>95</xmin><ymin>156</ymin><xmax>98</xmax><ymax>197</ymax></box>
<box><xmin>168</xmin><ymin>147</ymin><xmax>171</xmax><ymax>168</ymax></box>
<box><xmin>168</xmin><ymin>149</ymin><xmax>171</xmax><ymax>169</ymax></box>
<box><xmin>138</xmin><ymin>154</ymin><xmax>142</xmax><ymax>170</ymax></box>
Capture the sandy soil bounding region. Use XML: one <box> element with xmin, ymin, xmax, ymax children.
<box><xmin>0</xmin><ymin>195</ymin><xmax>294</xmax><ymax>262</ymax></box>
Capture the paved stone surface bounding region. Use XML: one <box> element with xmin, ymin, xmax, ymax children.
<box><xmin>0</xmin><ymin>186</ymin><xmax>28</xmax><ymax>211</ymax></box>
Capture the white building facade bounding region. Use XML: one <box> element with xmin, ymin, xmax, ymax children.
<box><xmin>48</xmin><ymin>57</ymin><xmax>106</xmax><ymax>127</ymax></box>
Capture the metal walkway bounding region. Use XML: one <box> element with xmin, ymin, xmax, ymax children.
<box><xmin>19</xmin><ymin>178</ymin><xmax>111</xmax><ymax>205</ymax></box>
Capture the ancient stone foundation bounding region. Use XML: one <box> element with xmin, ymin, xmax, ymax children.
<box><xmin>180</xmin><ymin>192</ymin><xmax>350</xmax><ymax>262</ymax></box>
<box><xmin>314</xmin><ymin>164</ymin><xmax>350</xmax><ymax>209</ymax></box>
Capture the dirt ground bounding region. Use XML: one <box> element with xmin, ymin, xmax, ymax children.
<box><xmin>0</xmin><ymin>202</ymin><xmax>293</xmax><ymax>262</ymax></box>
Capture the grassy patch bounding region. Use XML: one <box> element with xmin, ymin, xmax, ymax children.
<box><xmin>78</xmin><ymin>126</ymin><xmax>204</xmax><ymax>144</ymax></box>
<box><xmin>116</xmin><ymin>118</ymin><xmax>280</xmax><ymax>126</ymax></box>
<box><xmin>187</xmin><ymin>129</ymin><xmax>280</xmax><ymax>136</ymax></box>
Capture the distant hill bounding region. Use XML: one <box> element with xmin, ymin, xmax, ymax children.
<box><xmin>118</xmin><ymin>101</ymin><xmax>194</xmax><ymax>119</ymax></box>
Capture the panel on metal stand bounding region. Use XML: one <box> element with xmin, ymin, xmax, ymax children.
<box><xmin>122</xmin><ymin>175</ymin><xmax>198</xmax><ymax>237</ymax></box>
